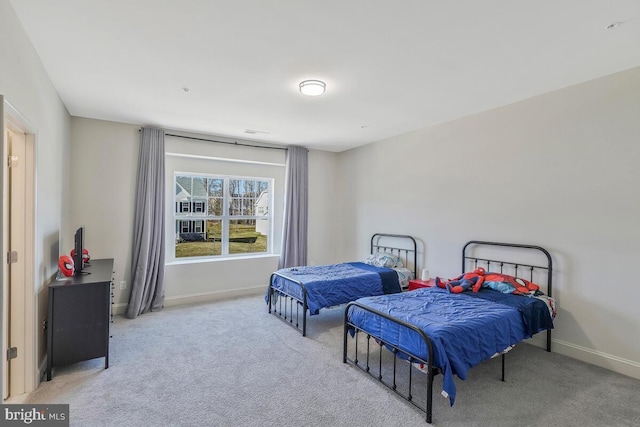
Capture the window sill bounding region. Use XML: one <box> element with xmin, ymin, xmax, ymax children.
<box><xmin>166</xmin><ymin>253</ymin><xmax>280</xmax><ymax>266</ymax></box>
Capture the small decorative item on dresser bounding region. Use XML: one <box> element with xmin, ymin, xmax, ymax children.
<box><xmin>71</xmin><ymin>247</ymin><xmax>91</xmax><ymax>265</ymax></box>
<box><xmin>408</xmin><ymin>278</ymin><xmax>436</xmax><ymax>291</ymax></box>
<box><xmin>58</xmin><ymin>255</ymin><xmax>74</xmax><ymax>277</ymax></box>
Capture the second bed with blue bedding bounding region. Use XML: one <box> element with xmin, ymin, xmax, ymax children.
<box><xmin>346</xmin><ymin>286</ymin><xmax>554</xmax><ymax>406</ymax></box>
<box><xmin>266</xmin><ymin>233</ymin><xmax>417</xmax><ymax>336</ymax></box>
<box><xmin>270</xmin><ymin>262</ymin><xmax>402</xmax><ymax>316</ymax></box>
<box><xmin>343</xmin><ymin>240</ymin><xmax>556</xmax><ymax>424</ymax></box>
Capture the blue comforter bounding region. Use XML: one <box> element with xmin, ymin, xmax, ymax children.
<box><xmin>267</xmin><ymin>262</ymin><xmax>401</xmax><ymax>315</ymax></box>
<box><xmin>346</xmin><ymin>287</ymin><xmax>553</xmax><ymax>406</ymax></box>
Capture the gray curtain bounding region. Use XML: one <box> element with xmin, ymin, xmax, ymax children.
<box><xmin>279</xmin><ymin>146</ymin><xmax>308</xmax><ymax>268</ymax></box>
<box><xmin>126</xmin><ymin>127</ymin><xmax>166</xmax><ymax>319</ymax></box>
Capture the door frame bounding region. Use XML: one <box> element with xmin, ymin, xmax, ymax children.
<box><xmin>2</xmin><ymin>97</ymin><xmax>37</xmax><ymax>397</ymax></box>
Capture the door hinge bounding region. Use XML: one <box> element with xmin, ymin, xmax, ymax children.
<box><xmin>7</xmin><ymin>251</ymin><xmax>18</xmax><ymax>264</ymax></box>
<box><xmin>7</xmin><ymin>155</ymin><xmax>18</xmax><ymax>168</ymax></box>
<box><xmin>7</xmin><ymin>347</ymin><xmax>17</xmax><ymax>361</ymax></box>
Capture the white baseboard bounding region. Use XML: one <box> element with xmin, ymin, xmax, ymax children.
<box><xmin>164</xmin><ymin>286</ymin><xmax>265</xmax><ymax>307</ymax></box>
<box><xmin>553</xmin><ymin>338</ymin><xmax>640</xmax><ymax>380</ymax></box>
<box><xmin>112</xmin><ymin>286</ymin><xmax>265</xmax><ymax>315</ymax></box>
<box><xmin>113</xmin><ymin>303</ymin><xmax>127</xmax><ymax>315</ymax></box>
<box><xmin>526</xmin><ymin>334</ymin><xmax>640</xmax><ymax>380</ymax></box>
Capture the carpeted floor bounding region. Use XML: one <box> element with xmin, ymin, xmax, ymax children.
<box><xmin>10</xmin><ymin>295</ymin><xmax>640</xmax><ymax>426</ymax></box>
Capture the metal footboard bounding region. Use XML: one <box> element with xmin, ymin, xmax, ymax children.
<box><xmin>343</xmin><ymin>301</ymin><xmax>438</xmax><ymax>423</ymax></box>
<box><xmin>344</xmin><ymin>303</ymin><xmax>510</xmax><ymax>424</ymax></box>
<box><xmin>267</xmin><ymin>272</ymin><xmax>308</xmax><ymax>336</ymax></box>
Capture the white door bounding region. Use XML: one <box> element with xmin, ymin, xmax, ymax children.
<box><xmin>3</xmin><ymin>127</ymin><xmax>27</xmax><ymax>398</ymax></box>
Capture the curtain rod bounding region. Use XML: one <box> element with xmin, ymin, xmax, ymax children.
<box><xmin>139</xmin><ymin>128</ymin><xmax>288</xmax><ymax>151</ymax></box>
<box><xmin>167</xmin><ymin>133</ymin><xmax>288</xmax><ymax>151</ymax></box>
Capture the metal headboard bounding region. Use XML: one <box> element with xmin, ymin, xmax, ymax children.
<box><xmin>462</xmin><ymin>240</ymin><xmax>553</xmax><ymax>351</ymax></box>
<box><xmin>370</xmin><ymin>233</ymin><xmax>418</xmax><ymax>278</ymax></box>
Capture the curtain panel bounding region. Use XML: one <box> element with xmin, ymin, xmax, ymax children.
<box><xmin>279</xmin><ymin>146</ymin><xmax>308</xmax><ymax>268</ymax></box>
<box><xmin>127</xmin><ymin>127</ymin><xmax>166</xmax><ymax>319</ymax></box>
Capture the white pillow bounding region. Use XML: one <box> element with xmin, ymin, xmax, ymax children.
<box><xmin>394</xmin><ymin>267</ymin><xmax>414</xmax><ymax>289</ymax></box>
<box><xmin>364</xmin><ymin>252</ymin><xmax>403</xmax><ymax>268</ymax></box>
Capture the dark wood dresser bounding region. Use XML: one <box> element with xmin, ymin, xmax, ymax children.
<box><xmin>46</xmin><ymin>258</ymin><xmax>114</xmax><ymax>381</ymax></box>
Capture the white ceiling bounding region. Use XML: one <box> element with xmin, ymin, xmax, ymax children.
<box><xmin>9</xmin><ymin>0</ymin><xmax>640</xmax><ymax>152</ymax></box>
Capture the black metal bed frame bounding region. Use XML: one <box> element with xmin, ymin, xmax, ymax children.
<box><xmin>343</xmin><ymin>240</ymin><xmax>553</xmax><ymax>424</ymax></box>
<box><xmin>267</xmin><ymin>233</ymin><xmax>417</xmax><ymax>336</ymax></box>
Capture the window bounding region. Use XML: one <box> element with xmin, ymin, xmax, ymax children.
<box><xmin>193</xmin><ymin>200</ymin><xmax>205</xmax><ymax>213</ymax></box>
<box><xmin>174</xmin><ymin>173</ymin><xmax>271</xmax><ymax>259</ymax></box>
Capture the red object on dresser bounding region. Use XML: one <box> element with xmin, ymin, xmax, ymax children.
<box><xmin>408</xmin><ymin>278</ymin><xmax>436</xmax><ymax>291</ymax></box>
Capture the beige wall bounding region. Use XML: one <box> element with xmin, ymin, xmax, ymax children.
<box><xmin>69</xmin><ymin>118</ymin><xmax>343</xmax><ymax>310</ymax></box>
<box><xmin>0</xmin><ymin>0</ymin><xmax>71</xmax><ymax>388</ymax></box>
<box><xmin>68</xmin><ymin>118</ymin><xmax>138</xmax><ymax>307</ymax></box>
<box><xmin>308</xmin><ymin>149</ymin><xmax>341</xmax><ymax>265</ymax></box>
<box><xmin>338</xmin><ymin>66</ymin><xmax>640</xmax><ymax>379</ymax></box>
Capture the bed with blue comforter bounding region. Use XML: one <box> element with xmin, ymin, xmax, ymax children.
<box><xmin>343</xmin><ymin>240</ymin><xmax>555</xmax><ymax>424</ymax></box>
<box><xmin>266</xmin><ymin>233</ymin><xmax>416</xmax><ymax>336</ymax></box>
<box><xmin>270</xmin><ymin>262</ymin><xmax>402</xmax><ymax>315</ymax></box>
<box><xmin>347</xmin><ymin>287</ymin><xmax>553</xmax><ymax>405</ymax></box>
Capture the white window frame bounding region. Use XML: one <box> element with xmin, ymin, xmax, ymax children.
<box><xmin>173</xmin><ymin>172</ymin><xmax>273</xmax><ymax>259</ymax></box>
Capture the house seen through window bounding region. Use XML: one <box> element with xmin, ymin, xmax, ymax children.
<box><xmin>174</xmin><ymin>174</ymin><xmax>271</xmax><ymax>258</ymax></box>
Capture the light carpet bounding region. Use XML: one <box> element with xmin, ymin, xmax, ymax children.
<box><xmin>11</xmin><ymin>295</ymin><xmax>640</xmax><ymax>427</ymax></box>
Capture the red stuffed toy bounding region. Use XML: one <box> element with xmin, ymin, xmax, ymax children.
<box><xmin>435</xmin><ymin>267</ymin><xmax>486</xmax><ymax>294</ymax></box>
<box><xmin>483</xmin><ymin>273</ymin><xmax>540</xmax><ymax>295</ymax></box>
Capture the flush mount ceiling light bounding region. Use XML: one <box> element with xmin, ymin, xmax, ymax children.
<box><xmin>299</xmin><ymin>80</ymin><xmax>326</xmax><ymax>96</ymax></box>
